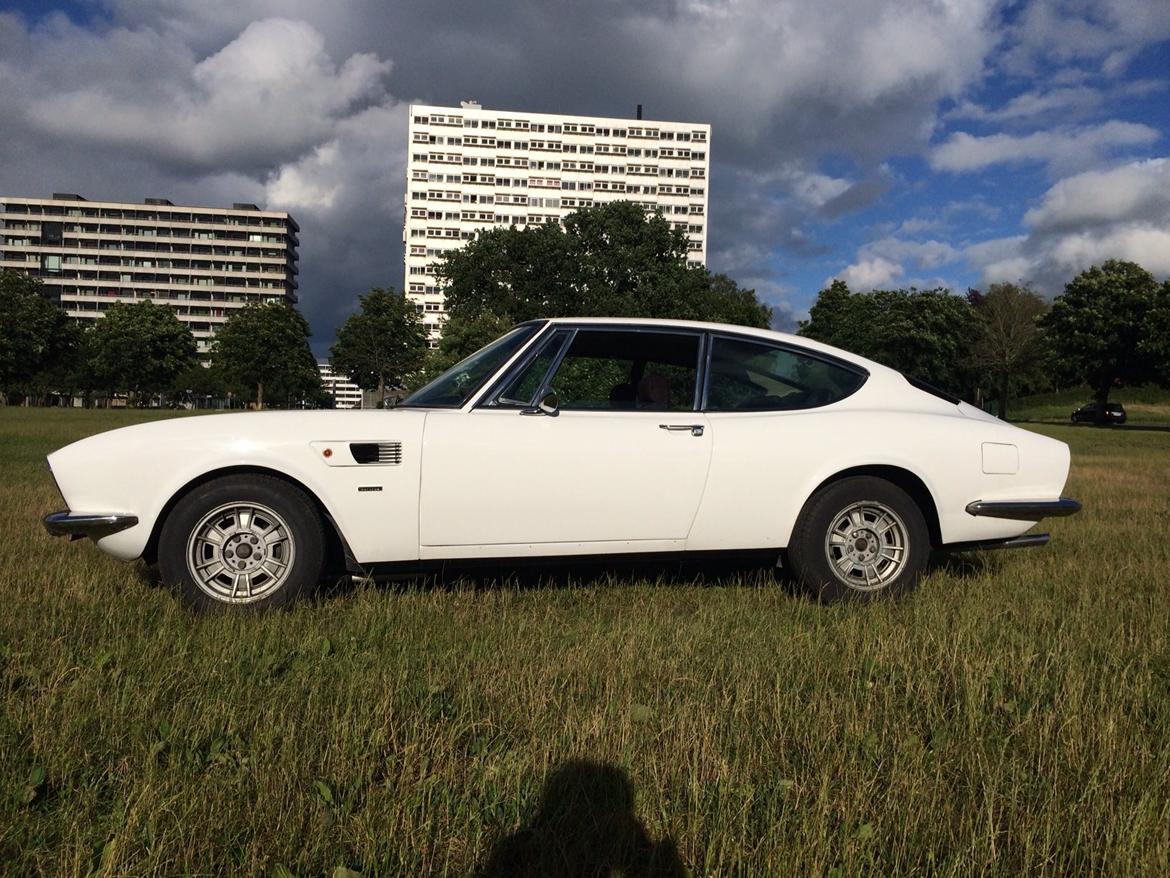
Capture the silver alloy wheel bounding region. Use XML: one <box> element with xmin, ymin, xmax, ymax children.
<box><xmin>186</xmin><ymin>501</ymin><xmax>296</xmax><ymax>604</ymax></box>
<box><xmin>823</xmin><ymin>501</ymin><xmax>909</xmax><ymax>591</ymax></box>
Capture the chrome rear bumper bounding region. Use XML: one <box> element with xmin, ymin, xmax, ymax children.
<box><xmin>43</xmin><ymin>511</ymin><xmax>139</xmax><ymax>540</ymax></box>
<box><xmin>965</xmin><ymin>498</ymin><xmax>1081</xmax><ymax>521</ymax></box>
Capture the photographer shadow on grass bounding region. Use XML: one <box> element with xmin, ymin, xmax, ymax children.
<box><xmin>475</xmin><ymin>759</ymin><xmax>686</xmax><ymax>878</ymax></box>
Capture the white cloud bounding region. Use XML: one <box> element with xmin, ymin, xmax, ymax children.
<box><xmin>948</xmin><ymin>85</ymin><xmax>1103</xmax><ymax>122</ymax></box>
<box><xmin>262</xmin><ymin>101</ymin><xmax>410</xmax><ymax>327</ymax></box>
<box><xmin>1023</xmin><ymin>158</ymin><xmax>1170</xmax><ymax>229</ymax></box>
<box><xmin>774</xmin><ymin>167</ymin><xmax>853</xmax><ymax>211</ymax></box>
<box><xmin>827</xmin><ymin>236</ymin><xmax>963</xmax><ymax>292</ymax></box>
<box><xmin>964</xmin><ymin>236</ymin><xmax>1031</xmax><ymax>283</ymax></box>
<box><xmin>965</xmin><ymin>157</ymin><xmax>1170</xmax><ymax>288</ymax></box>
<box><xmin>930</xmin><ymin>121</ymin><xmax>1159</xmax><ymax>173</ymax></box>
<box><xmin>620</xmin><ymin>0</ymin><xmax>999</xmax><ymax>163</ymax></box>
<box><xmin>831</xmin><ymin>257</ymin><xmax>904</xmax><ymax>290</ymax></box>
<box><xmin>19</xmin><ymin>18</ymin><xmax>391</xmax><ymax>171</ymax></box>
<box><xmin>896</xmin><ymin>217</ymin><xmax>946</xmax><ymax>235</ymax></box>
<box><xmin>949</xmin><ymin>80</ymin><xmax>1166</xmax><ymax>125</ymax></box>
<box><xmin>886</xmin><ymin>197</ymin><xmax>1002</xmax><ymax>237</ymax></box>
<box><xmin>1001</xmin><ymin>0</ymin><xmax>1170</xmax><ymax>76</ymax></box>
<box><xmin>860</xmin><ymin>238</ymin><xmax>961</xmax><ymax>269</ymax></box>
<box><xmin>1045</xmin><ymin>226</ymin><xmax>1170</xmax><ymax>274</ymax></box>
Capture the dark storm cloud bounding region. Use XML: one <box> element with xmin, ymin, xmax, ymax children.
<box><xmin>818</xmin><ymin>178</ymin><xmax>893</xmax><ymax>221</ymax></box>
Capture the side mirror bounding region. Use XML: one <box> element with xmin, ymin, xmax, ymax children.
<box><xmin>521</xmin><ymin>389</ymin><xmax>559</xmax><ymax>416</ymax></box>
<box><xmin>538</xmin><ymin>390</ymin><xmax>559</xmax><ymax>415</ymax></box>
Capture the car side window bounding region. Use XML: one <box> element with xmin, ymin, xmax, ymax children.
<box><xmin>543</xmin><ymin>329</ymin><xmax>700</xmax><ymax>411</ymax></box>
<box><xmin>705</xmin><ymin>336</ymin><xmax>866</xmax><ymax>411</ymax></box>
<box><xmin>496</xmin><ymin>329</ymin><xmax>573</xmax><ymax>406</ymax></box>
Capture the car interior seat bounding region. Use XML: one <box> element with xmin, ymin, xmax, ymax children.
<box><xmin>636</xmin><ymin>373</ymin><xmax>671</xmax><ymax>409</ymax></box>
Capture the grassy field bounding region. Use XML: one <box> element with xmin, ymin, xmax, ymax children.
<box><xmin>1</xmin><ymin>409</ymin><xmax>1168</xmax><ymax>876</ymax></box>
<box><xmin>1009</xmin><ymin>385</ymin><xmax>1170</xmax><ymax>424</ymax></box>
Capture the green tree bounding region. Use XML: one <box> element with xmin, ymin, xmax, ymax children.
<box><xmin>968</xmin><ymin>283</ymin><xmax>1051</xmax><ymax>418</ymax></box>
<box><xmin>30</xmin><ymin>317</ymin><xmax>84</xmax><ymax>405</ymax></box>
<box><xmin>407</xmin><ymin>311</ymin><xmax>513</xmax><ymax>392</ymax></box>
<box><xmin>800</xmin><ymin>281</ymin><xmax>980</xmax><ymax>395</ymax></box>
<box><xmin>170</xmin><ymin>361</ymin><xmax>230</xmax><ymax>409</ymax></box>
<box><xmin>434</xmin><ymin>201</ymin><xmax>769</xmax><ymax>360</ymax></box>
<box><xmin>0</xmin><ymin>270</ymin><xmax>73</xmax><ymax>404</ymax></box>
<box><xmin>330</xmin><ymin>288</ymin><xmax>428</xmax><ymax>405</ymax></box>
<box><xmin>1148</xmin><ymin>279</ymin><xmax>1170</xmax><ymax>386</ymax></box>
<box><xmin>88</xmin><ymin>300</ymin><xmax>196</xmax><ymax>405</ymax></box>
<box><xmin>1042</xmin><ymin>260</ymin><xmax>1170</xmax><ymax>419</ymax></box>
<box><xmin>213</xmin><ymin>301</ymin><xmax>321</xmax><ymax>409</ymax></box>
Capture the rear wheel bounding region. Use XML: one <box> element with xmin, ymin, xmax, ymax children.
<box><xmin>158</xmin><ymin>475</ymin><xmax>325</xmax><ymax>610</ymax></box>
<box><xmin>788</xmin><ymin>476</ymin><xmax>930</xmax><ymax>602</ymax></box>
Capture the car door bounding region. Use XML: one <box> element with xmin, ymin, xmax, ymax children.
<box><xmin>418</xmin><ymin>326</ymin><xmax>713</xmax><ymax>553</ymax></box>
<box><xmin>685</xmin><ymin>332</ymin><xmax>871</xmax><ymax>551</ymax></box>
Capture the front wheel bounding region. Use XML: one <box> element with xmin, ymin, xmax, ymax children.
<box><xmin>158</xmin><ymin>474</ymin><xmax>325</xmax><ymax>611</ymax></box>
<box><xmin>787</xmin><ymin>476</ymin><xmax>930</xmax><ymax>602</ymax></box>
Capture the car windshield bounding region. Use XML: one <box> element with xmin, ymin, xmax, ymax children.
<box><xmin>399</xmin><ymin>323</ymin><xmax>542</xmax><ymax>408</ymax></box>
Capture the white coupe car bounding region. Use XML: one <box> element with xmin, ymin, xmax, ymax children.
<box><xmin>44</xmin><ymin>318</ymin><xmax>1080</xmax><ymax>608</ymax></box>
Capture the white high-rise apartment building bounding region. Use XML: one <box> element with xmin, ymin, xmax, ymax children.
<box><xmin>0</xmin><ymin>193</ymin><xmax>299</xmax><ymax>354</ymax></box>
<box><xmin>404</xmin><ymin>102</ymin><xmax>711</xmax><ymax>343</ymax></box>
<box><xmin>318</xmin><ymin>362</ymin><xmax>364</xmax><ymax>409</ymax></box>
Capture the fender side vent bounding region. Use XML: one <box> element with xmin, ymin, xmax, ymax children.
<box><xmin>350</xmin><ymin>442</ymin><xmax>403</xmax><ymax>465</ymax></box>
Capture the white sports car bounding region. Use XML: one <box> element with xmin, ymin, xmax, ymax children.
<box><xmin>44</xmin><ymin>317</ymin><xmax>1080</xmax><ymax>608</ymax></box>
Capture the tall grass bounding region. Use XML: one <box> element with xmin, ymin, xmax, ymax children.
<box><xmin>1</xmin><ymin>409</ymin><xmax>1167</xmax><ymax>875</ymax></box>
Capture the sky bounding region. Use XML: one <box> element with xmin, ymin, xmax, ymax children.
<box><xmin>1</xmin><ymin>0</ymin><xmax>1168</xmax><ymax>353</ymax></box>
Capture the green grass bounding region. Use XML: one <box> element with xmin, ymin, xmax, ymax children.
<box><xmin>1</xmin><ymin>408</ymin><xmax>1168</xmax><ymax>876</ymax></box>
<box><xmin>1010</xmin><ymin>385</ymin><xmax>1170</xmax><ymax>424</ymax></box>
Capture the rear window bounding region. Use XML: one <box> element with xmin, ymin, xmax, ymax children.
<box><xmin>904</xmin><ymin>374</ymin><xmax>961</xmax><ymax>406</ymax></box>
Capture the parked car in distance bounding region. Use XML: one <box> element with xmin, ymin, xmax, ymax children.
<box><xmin>43</xmin><ymin>317</ymin><xmax>1080</xmax><ymax>609</ymax></box>
<box><xmin>1071</xmin><ymin>401</ymin><xmax>1127</xmax><ymax>424</ymax></box>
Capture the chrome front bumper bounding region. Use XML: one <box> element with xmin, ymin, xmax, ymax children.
<box><xmin>43</xmin><ymin>510</ymin><xmax>139</xmax><ymax>540</ymax></box>
<box><xmin>965</xmin><ymin>497</ymin><xmax>1082</xmax><ymax>521</ymax></box>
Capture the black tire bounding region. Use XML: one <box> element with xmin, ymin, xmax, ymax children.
<box><xmin>787</xmin><ymin>476</ymin><xmax>930</xmax><ymax>603</ymax></box>
<box><xmin>158</xmin><ymin>474</ymin><xmax>325</xmax><ymax>611</ymax></box>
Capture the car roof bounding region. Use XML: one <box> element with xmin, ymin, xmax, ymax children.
<box><xmin>539</xmin><ymin>316</ymin><xmax>889</xmax><ymax>375</ymax></box>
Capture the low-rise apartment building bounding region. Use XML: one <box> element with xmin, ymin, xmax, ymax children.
<box><xmin>0</xmin><ymin>193</ymin><xmax>299</xmax><ymax>354</ymax></box>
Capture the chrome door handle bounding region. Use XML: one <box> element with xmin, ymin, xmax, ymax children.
<box><xmin>659</xmin><ymin>424</ymin><xmax>704</xmax><ymax>437</ymax></box>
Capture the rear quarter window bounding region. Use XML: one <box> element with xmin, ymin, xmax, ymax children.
<box><xmin>705</xmin><ymin>336</ymin><xmax>867</xmax><ymax>411</ymax></box>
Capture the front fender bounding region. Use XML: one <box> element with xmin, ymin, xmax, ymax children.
<box><xmin>46</xmin><ymin>412</ymin><xmax>426</xmax><ymax>564</ymax></box>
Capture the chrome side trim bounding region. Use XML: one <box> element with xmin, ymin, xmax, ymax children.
<box><xmin>43</xmin><ymin>511</ymin><xmax>139</xmax><ymax>540</ymax></box>
<box><xmin>964</xmin><ymin>498</ymin><xmax>1081</xmax><ymax>520</ymax></box>
<box><xmin>941</xmin><ymin>533</ymin><xmax>1051</xmax><ymax>552</ymax></box>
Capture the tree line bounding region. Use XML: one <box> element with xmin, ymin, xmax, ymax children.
<box><xmin>801</xmin><ymin>260</ymin><xmax>1170</xmax><ymax>418</ymax></box>
<box><xmin>4</xmin><ymin>199</ymin><xmax>1169</xmax><ymax>416</ymax></box>
<box><xmin>0</xmin><ymin>270</ymin><xmax>324</xmax><ymax>408</ymax></box>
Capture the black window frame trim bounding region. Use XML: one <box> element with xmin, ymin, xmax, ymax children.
<box><xmin>482</xmin><ymin>326</ymin><xmax>577</xmax><ymax>409</ymax></box>
<box><xmin>476</xmin><ymin>322</ymin><xmax>708</xmax><ymax>412</ymax></box>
